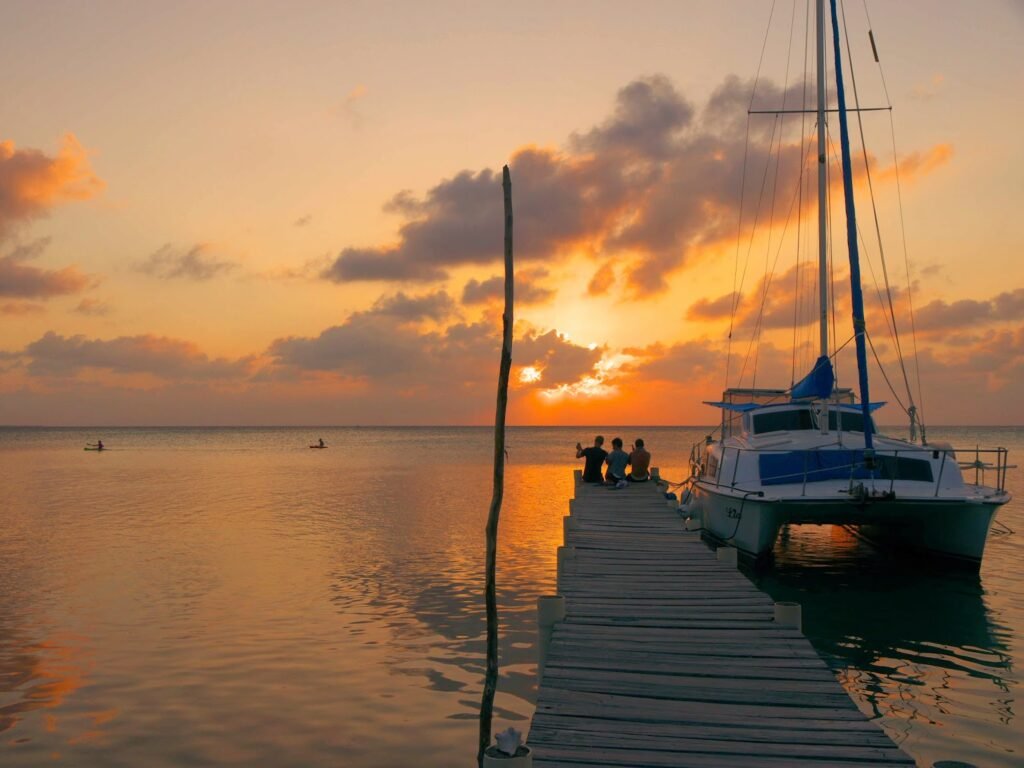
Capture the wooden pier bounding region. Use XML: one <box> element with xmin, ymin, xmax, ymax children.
<box><xmin>527</xmin><ymin>476</ymin><xmax>914</xmax><ymax>767</ymax></box>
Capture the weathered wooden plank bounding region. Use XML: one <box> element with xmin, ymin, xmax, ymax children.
<box><xmin>535</xmin><ymin>688</ymin><xmax>880</xmax><ymax>726</ymax></box>
<box><xmin>529</xmin><ymin>476</ymin><xmax>912</xmax><ymax>765</ymax></box>
<box><xmin>531</xmin><ymin>743</ymin><xmax>914</xmax><ymax>767</ymax></box>
<box><xmin>530</xmin><ymin>713</ymin><xmax>897</xmax><ymax>747</ymax></box>
<box><xmin>529</xmin><ymin>724</ymin><xmax>910</xmax><ymax>762</ymax></box>
<box><xmin>544</xmin><ymin>653</ymin><xmax>838</xmax><ymax>681</ymax></box>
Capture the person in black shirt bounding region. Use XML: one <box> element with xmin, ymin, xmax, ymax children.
<box><xmin>575</xmin><ymin>435</ymin><xmax>607</xmax><ymax>483</ymax></box>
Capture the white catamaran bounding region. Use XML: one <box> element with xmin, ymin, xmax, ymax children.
<box><xmin>684</xmin><ymin>0</ymin><xmax>1011</xmax><ymax>567</ymax></box>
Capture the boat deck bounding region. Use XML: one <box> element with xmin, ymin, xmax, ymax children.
<box><xmin>527</xmin><ymin>476</ymin><xmax>914</xmax><ymax>767</ymax></box>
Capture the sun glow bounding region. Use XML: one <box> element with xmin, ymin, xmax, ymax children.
<box><xmin>519</xmin><ymin>366</ymin><xmax>542</xmax><ymax>383</ymax></box>
<box><xmin>537</xmin><ymin>351</ymin><xmax>636</xmax><ymax>401</ymax></box>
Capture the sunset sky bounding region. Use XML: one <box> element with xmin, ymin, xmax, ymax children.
<box><xmin>2</xmin><ymin>0</ymin><xmax>1023</xmax><ymax>426</ymax></box>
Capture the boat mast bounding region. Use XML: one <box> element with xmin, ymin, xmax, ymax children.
<box><xmin>816</xmin><ymin>0</ymin><xmax>828</xmax><ymax>360</ymax></box>
<box><xmin>828</xmin><ymin>0</ymin><xmax>875</xmax><ymax>452</ymax></box>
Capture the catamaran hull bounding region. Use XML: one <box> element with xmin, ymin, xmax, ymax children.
<box><xmin>691</xmin><ymin>482</ymin><xmax>1003</xmax><ymax>565</ymax></box>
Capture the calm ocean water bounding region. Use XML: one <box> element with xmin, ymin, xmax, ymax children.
<box><xmin>0</xmin><ymin>425</ymin><xmax>1020</xmax><ymax>766</ymax></box>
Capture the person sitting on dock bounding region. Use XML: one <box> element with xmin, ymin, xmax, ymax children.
<box><xmin>605</xmin><ymin>438</ymin><xmax>630</xmax><ymax>488</ymax></box>
<box><xmin>627</xmin><ymin>438</ymin><xmax>651</xmax><ymax>482</ymax></box>
<box><xmin>318</xmin><ymin>438</ymin><xmax>325</xmax><ymax>448</ymax></box>
<box><xmin>575</xmin><ymin>435</ymin><xmax>607</xmax><ymax>483</ymax></box>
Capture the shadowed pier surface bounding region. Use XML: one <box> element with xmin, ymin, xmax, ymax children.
<box><xmin>528</xmin><ymin>477</ymin><xmax>913</xmax><ymax>767</ymax></box>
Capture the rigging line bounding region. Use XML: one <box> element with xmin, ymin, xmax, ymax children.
<box><xmin>736</xmin><ymin>110</ymin><xmax>787</xmax><ymax>388</ymax></box>
<box><xmin>750</xmin><ymin>0</ymin><xmax>781</xmax><ymax>111</ymax></box>
<box><xmin>744</xmin><ymin>122</ymin><xmax>810</xmax><ymax>391</ymax></box>
<box><xmin>752</xmin><ymin>113</ymin><xmax>783</xmax><ymax>388</ymax></box>
<box><xmin>752</xmin><ymin>140</ymin><xmax>815</xmax><ymax>371</ymax></box>
<box><xmin>792</xmin><ymin>0</ymin><xmax>813</xmax><ymax>386</ymax></box>
<box><xmin>725</xmin><ymin>117</ymin><xmax>754</xmax><ymax>389</ymax></box>
<box><xmin>860</xmin><ymin>0</ymin><xmax>893</xmax><ymax>108</ymax></box>
<box><xmin>888</xmin><ymin>111</ymin><xmax>927</xmax><ymax>430</ymax></box>
<box><xmin>861</xmin><ymin>0</ymin><xmax>926</xmax><ymax>431</ymax></box>
<box><xmin>754</xmin><ymin>1</ymin><xmax>800</xmax><ymax>388</ymax></box>
<box><xmin>866</xmin><ymin>329</ymin><xmax>909</xmax><ymax>414</ymax></box>
<box><xmin>840</xmin><ymin>0</ymin><xmax>916</xmax><ymax>413</ymax></box>
<box><xmin>825</xmin><ymin>116</ymin><xmax>840</xmax><ymax>387</ymax></box>
<box><xmin>825</xmin><ymin>133</ymin><xmax>899</xmax><ymax>346</ymax></box>
<box><xmin>727</xmin><ymin>0</ymin><xmax>778</xmax><ymax>390</ymax></box>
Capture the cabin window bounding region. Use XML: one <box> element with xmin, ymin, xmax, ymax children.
<box><xmin>752</xmin><ymin>409</ymin><xmax>814</xmax><ymax>434</ymax></box>
<box><xmin>827</xmin><ymin>410</ymin><xmax>874</xmax><ymax>433</ymax></box>
<box><xmin>875</xmin><ymin>455</ymin><xmax>934</xmax><ymax>482</ymax></box>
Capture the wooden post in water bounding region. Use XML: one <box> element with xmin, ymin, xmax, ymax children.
<box><xmin>477</xmin><ymin>165</ymin><xmax>514</xmax><ymax>768</ymax></box>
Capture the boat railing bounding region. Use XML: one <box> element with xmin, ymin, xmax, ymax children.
<box><xmin>692</xmin><ymin>441</ymin><xmax>1011</xmax><ymax>497</ymax></box>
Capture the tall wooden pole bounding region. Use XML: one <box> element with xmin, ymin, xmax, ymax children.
<box><xmin>478</xmin><ymin>165</ymin><xmax>514</xmax><ymax>767</ymax></box>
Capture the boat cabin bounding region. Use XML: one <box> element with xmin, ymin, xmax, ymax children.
<box><xmin>707</xmin><ymin>387</ymin><xmax>870</xmax><ymax>440</ymax></box>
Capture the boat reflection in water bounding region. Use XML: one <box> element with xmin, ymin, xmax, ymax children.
<box><xmin>748</xmin><ymin>523</ymin><xmax>1015</xmax><ymax>767</ymax></box>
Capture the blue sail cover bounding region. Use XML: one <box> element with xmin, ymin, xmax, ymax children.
<box><xmin>790</xmin><ymin>355</ymin><xmax>834</xmax><ymax>400</ymax></box>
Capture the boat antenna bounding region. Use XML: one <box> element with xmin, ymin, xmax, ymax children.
<box><xmin>827</xmin><ymin>0</ymin><xmax>873</xmax><ymax>452</ymax></box>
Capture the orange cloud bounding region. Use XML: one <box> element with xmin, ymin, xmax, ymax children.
<box><xmin>0</xmin><ymin>134</ymin><xmax>104</xmax><ymax>236</ymax></box>
<box><xmin>20</xmin><ymin>332</ymin><xmax>253</xmax><ymax>381</ymax></box>
<box><xmin>875</xmin><ymin>143</ymin><xmax>952</xmax><ymax>184</ymax></box>
<box><xmin>320</xmin><ymin>75</ymin><xmax>809</xmax><ymax>297</ymax></box>
<box><xmin>1</xmin><ymin>300</ymin><xmax>45</xmax><ymax>315</ymax></box>
<box><xmin>0</xmin><ymin>238</ymin><xmax>91</xmax><ymax>298</ymax></box>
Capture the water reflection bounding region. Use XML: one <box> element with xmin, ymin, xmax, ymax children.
<box><xmin>749</xmin><ymin>523</ymin><xmax>1017</xmax><ymax>766</ymax></box>
<box><xmin>0</xmin><ymin>426</ymin><xmax>1018</xmax><ymax>767</ymax></box>
<box><xmin>323</xmin><ymin>462</ymin><xmax>565</xmax><ymax>724</ymax></box>
<box><xmin>0</xmin><ymin>624</ymin><xmax>102</xmax><ymax>750</ymax></box>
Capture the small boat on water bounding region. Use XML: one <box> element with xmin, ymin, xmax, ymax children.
<box><xmin>684</xmin><ymin>0</ymin><xmax>1011</xmax><ymax>567</ymax></box>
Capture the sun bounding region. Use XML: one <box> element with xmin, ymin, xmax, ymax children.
<box><xmin>519</xmin><ymin>366</ymin><xmax>542</xmax><ymax>383</ymax></box>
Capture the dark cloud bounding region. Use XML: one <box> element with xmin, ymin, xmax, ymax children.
<box><xmin>320</xmin><ymin>74</ymin><xmax>819</xmax><ymax>296</ymax></box>
<box><xmin>461</xmin><ymin>269</ymin><xmax>554</xmax><ymax>306</ymax></box>
<box><xmin>321</xmin><ymin>245</ymin><xmax>446</xmax><ymax>282</ymax></box>
<box><xmin>137</xmin><ymin>243</ymin><xmax>237</xmax><ymax>281</ymax></box>
<box><xmin>687</xmin><ymin>292</ymin><xmax>740</xmax><ymax>321</ymax></box>
<box><xmin>516</xmin><ymin>330</ymin><xmax>602</xmax><ymax>387</ymax></box>
<box><xmin>461</xmin><ymin>276</ymin><xmax>503</xmax><ymax>304</ymax></box>
<box><xmin>22</xmin><ymin>331</ymin><xmax>252</xmax><ymax>380</ymax></box>
<box><xmin>915</xmin><ymin>289</ymin><xmax>1024</xmax><ymax>332</ymax></box>
<box><xmin>293</xmin><ymin>214</ymin><xmax>312</xmax><ymax>227</ymax></box>
<box><xmin>693</xmin><ymin>264</ymin><xmax>850</xmax><ymax>332</ymax></box>
<box><xmin>0</xmin><ymin>134</ymin><xmax>104</xmax><ymax>237</ymax></box>
<box><xmin>320</xmin><ymin>71</ymin><xmax>948</xmax><ymax>298</ymax></box>
<box><xmin>0</xmin><ymin>238</ymin><xmax>90</xmax><ymax>298</ymax></box>
<box><xmin>369</xmin><ymin>290</ymin><xmax>455</xmax><ymax>322</ymax></box>
<box><xmin>623</xmin><ymin>340</ymin><xmax>725</xmax><ymax>383</ymax></box>
<box><xmin>268</xmin><ymin>314</ymin><xmax>432</xmax><ymax>378</ymax></box>
<box><xmin>570</xmin><ymin>75</ymin><xmax>695</xmax><ymax>159</ymax></box>
<box><xmin>268</xmin><ymin>310</ymin><xmax>598</xmax><ymax>392</ymax></box>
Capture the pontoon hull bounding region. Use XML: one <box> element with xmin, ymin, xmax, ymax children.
<box><xmin>692</xmin><ymin>481</ymin><xmax>1005</xmax><ymax>565</ymax></box>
